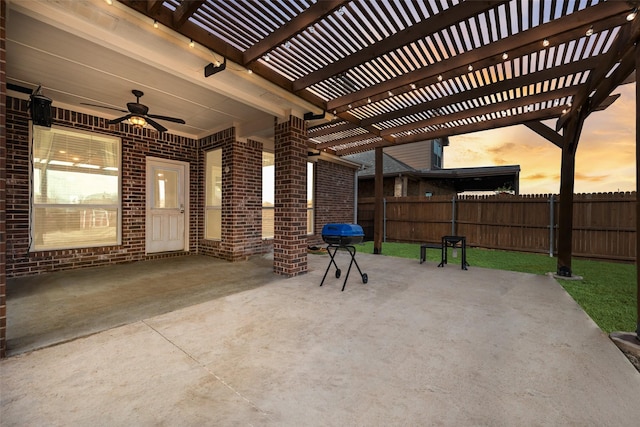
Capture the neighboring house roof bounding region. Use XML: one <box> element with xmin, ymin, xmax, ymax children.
<box><xmin>344</xmin><ymin>151</ymin><xmax>520</xmax><ymax>194</ymax></box>
<box><xmin>344</xmin><ymin>151</ymin><xmax>415</xmax><ymax>177</ymax></box>
<box><xmin>415</xmin><ymin>165</ymin><xmax>521</xmax><ymax>193</ymax></box>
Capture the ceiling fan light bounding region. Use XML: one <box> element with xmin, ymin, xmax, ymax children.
<box><xmin>129</xmin><ymin>116</ymin><xmax>147</xmax><ymax>128</ymax></box>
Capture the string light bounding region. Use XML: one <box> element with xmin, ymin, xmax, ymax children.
<box><xmin>543</xmin><ymin>39</ymin><xmax>550</xmax><ymax>47</ymax></box>
<box><xmin>437</xmin><ymin>75</ymin><xmax>443</xmax><ymax>81</ymax></box>
<box><xmin>585</xmin><ymin>26</ymin><xmax>594</xmax><ymax>37</ymax></box>
<box><xmin>153</xmin><ymin>20</ymin><xmax>159</xmax><ymax>29</ymax></box>
<box><xmin>467</xmin><ymin>64</ymin><xmax>473</xmax><ymax>71</ymax></box>
<box><xmin>627</xmin><ymin>8</ymin><xmax>637</xmax><ymax>21</ymax></box>
<box><xmin>502</xmin><ymin>52</ymin><xmax>508</xmax><ymax>60</ymax></box>
<box><xmin>189</xmin><ymin>39</ymin><xmax>195</xmax><ymax>48</ymax></box>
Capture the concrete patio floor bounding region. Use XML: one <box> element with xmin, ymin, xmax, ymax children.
<box><xmin>2</xmin><ymin>251</ymin><xmax>640</xmax><ymax>426</ymax></box>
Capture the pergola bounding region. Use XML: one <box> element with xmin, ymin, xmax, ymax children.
<box><xmin>120</xmin><ymin>0</ymin><xmax>639</xmax><ymax>335</ymax></box>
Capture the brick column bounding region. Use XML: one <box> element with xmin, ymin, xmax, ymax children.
<box><xmin>273</xmin><ymin>115</ymin><xmax>308</xmax><ymax>276</ymax></box>
<box><xmin>226</xmin><ymin>138</ymin><xmax>263</xmax><ymax>260</ymax></box>
<box><xmin>1</xmin><ymin>0</ymin><xmax>7</xmax><ymax>358</ymax></box>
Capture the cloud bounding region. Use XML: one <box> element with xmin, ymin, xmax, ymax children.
<box><xmin>445</xmin><ymin>82</ymin><xmax>636</xmax><ymax>195</ymax></box>
<box><xmin>574</xmin><ymin>172</ymin><xmax>608</xmax><ymax>183</ymax></box>
<box><xmin>525</xmin><ymin>172</ymin><xmax>558</xmax><ymax>181</ymax></box>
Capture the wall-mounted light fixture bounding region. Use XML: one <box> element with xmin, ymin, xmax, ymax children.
<box><xmin>29</xmin><ymin>85</ymin><xmax>53</xmax><ymax>127</ymax></box>
<box><xmin>303</xmin><ymin>111</ymin><xmax>326</xmax><ymax>121</ymax></box>
<box><xmin>204</xmin><ymin>57</ymin><xmax>227</xmax><ymax>77</ymax></box>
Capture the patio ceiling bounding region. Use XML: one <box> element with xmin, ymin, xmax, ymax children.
<box><xmin>119</xmin><ymin>0</ymin><xmax>639</xmax><ymax>155</ymax></box>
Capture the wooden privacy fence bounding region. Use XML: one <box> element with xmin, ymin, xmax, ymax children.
<box><xmin>357</xmin><ymin>192</ymin><xmax>636</xmax><ymax>263</ymax></box>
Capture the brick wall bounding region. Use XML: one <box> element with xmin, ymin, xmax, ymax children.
<box><xmin>5</xmin><ymin>97</ymin><xmax>199</xmax><ymax>277</ymax></box>
<box><xmin>1</xmin><ymin>0</ymin><xmax>7</xmax><ymax>358</ymax></box>
<box><xmin>273</xmin><ymin>116</ymin><xmax>308</xmax><ymax>276</ymax></box>
<box><xmin>308</xmin><ymin>158</ymin><xmax>357</xmax><ymax>247</ymax></box>
<box><xmin>199</xmin><ymin>130</ymin><xmax>264</xmax><ymax>261</ymax></box>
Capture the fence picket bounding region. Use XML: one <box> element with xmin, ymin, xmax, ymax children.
<box><xmin>357</xmin><ymin>192</ymin><xmax>637</xmax><ymax>262</ymax></box>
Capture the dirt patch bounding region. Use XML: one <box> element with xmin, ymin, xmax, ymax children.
<box><xmin>622</xmin><ymin>351</ymin><xmax>640</xmax><ymax>373</ymax></box>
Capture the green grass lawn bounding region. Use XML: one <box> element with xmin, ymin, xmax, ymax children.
<box><xmin>354</xmin><ymin>241</ymin><xmax>637</xmax><ymax>334</ymax></box>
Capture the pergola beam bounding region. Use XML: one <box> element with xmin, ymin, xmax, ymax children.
<box><xmin>308</xmin><ymin>121</ymin><xmax>361</xmax><ymax>138</ymax></box>
<box><xmin>380</xmin><ymin>86</ymin><xmax>578</xmax><ymax>137</ymax></box>
<box><xmin>361</xmin><ymin>56</ymin><xmax>599</xmax><ymax>128</ymax></box>
<box><xmin>326</xmin><ymin>2</ymin><xmax>629</xmax><ymax>112</ymax></box>
<box><xmin>292</xmin><ymin>0</ymin><xmax>505</xmax><ymax>91</ymax></box>
<box><xmin>524</xmin><ymin>121</ymin><xmax>564</xmax><ymax>149</ymax></box>
<box><xmin>558</xmin><ymin>15</ymin><xmax>640</xmax><ymax>131</ymax></box>
<box><xmin>243</xmin><ymin>0</ymin><xmax>347</xmax><ymax>64</ymax></box>
<box><xmin>336</xmin><ymin>107</ymin><xmax>564</xmax><ymax>155</ymax></box>
<box><xmin>173</xmin><ymin>0</ymin><xmax>204</xmax><ymax>28</ymax></box>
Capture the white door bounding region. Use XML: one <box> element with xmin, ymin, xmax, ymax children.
<box><xmin>146</xmin><ymin>157</ymin><xmax>189</xmax><ymax>253</ymax></box>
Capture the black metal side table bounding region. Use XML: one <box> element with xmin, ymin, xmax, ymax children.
<box><xmin>438</xmin><ymin>235</ymin><xmax>469</xmax><ymax>270</ymax></box>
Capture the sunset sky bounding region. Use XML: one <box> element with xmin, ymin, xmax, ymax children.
<box><xmin>444</xmin><ymin>83</ymin><xmax>636</xmax><ymax>195</ymax></box>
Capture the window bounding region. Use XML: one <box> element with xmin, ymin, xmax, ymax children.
<box><xmin>262</xmin><ymin>152</ymin><xmax>275</xmax><ymax>239</ymax></box>
<box><xmin>262</xmin><ymin>154</ymin><xmax>314</xmax><ymax>238</ymax></box>
<box><xmin>307</xmin><ymin>162</ymin><xmax>314</xmax><ymax>235</ymax></box>
<box><xmin>433</xmin><ymin>140</ymin><xmax>443</xmax><ymax>169</ymax></box>
<box><xmin>30</xmin><ymin>125</ymin><xmax>121</xmax><ymax>251</ymax></box>
<box><xmin>205</xmin><ymin>149</ymin><xmax>222</xmax><ymax>239</ymax></box>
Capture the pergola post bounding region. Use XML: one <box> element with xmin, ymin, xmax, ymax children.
<box><xmin>373</xmin><ymin>147</ymin><xmax>383</xmax><ymax>254</ymax></box>
<box><xmin>556</xmin><ymin>115</ymin><xmax>585</xmax><ymax>277</ymax></box>
<box><xmin>635</xmin><ymin>40</ymin><xmax>640</xmax><ymax>340</ymax></box>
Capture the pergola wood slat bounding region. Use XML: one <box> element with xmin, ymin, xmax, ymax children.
<box><xmin>381</xmin><ymin>86</ymin><xmax>579</xmax><ymax>137</ymax></box>
<box><xmin>292</xmin><ymin>0</ymin><xmax>506</xmax><ymax>92</ymax></box>
<box><xmin>327</xmin><ymin>2</ymin><xmax>629</xmax><ymax>112</ymax></box>
<box><xmin>243</xmin><ymin>1</ymin><xmax>347</xmax><ymax>65</ymax></box>
<box><xmin>360</xmin><ymin>55</ymin><xmax>599</xmax><ymax>128</ymax></box>
<box><xmin>337</xmin><ymin>106</ymin><xmax>566</xmax><ymax>155</ymax></box>
<box><xmin>173</xmin><ymin>0</ymin><xmax>204</xmax><ymax>28</ymax></box>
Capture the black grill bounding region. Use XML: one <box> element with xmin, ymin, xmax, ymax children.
<box><xmin>320</xmin><ymin>223</ymin><xmax>367</xmax><ymax>291</ymax></box>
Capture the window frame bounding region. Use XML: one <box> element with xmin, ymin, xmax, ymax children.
<box><xmin>29</xmin><ymin>124</ymin><xmax>122</xmax><ymax>252</ymax></box>
<box><xmin>205</xmin><ymin>148</ymin><xmax>223</xmax><ymax>240</ymax></box>
<box><xmin>307</xmin><ymin>161</ymin><xmax>314</xmax><ymax>235</ymax></box>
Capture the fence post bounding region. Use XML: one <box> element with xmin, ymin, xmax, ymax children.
<box><xmin>383</xmin><ymin>198</ymin><xmax>387</xmax><ymax>242</ymax></box>
<box><xmin>549</xmin><ymin>195</ymin><xmax>555</xmax><ymax>257</ymax></box>
<box><xmin>451</xmin><ymin>196</ymin><xmax>456</xmax><ymax>235</ymax></box>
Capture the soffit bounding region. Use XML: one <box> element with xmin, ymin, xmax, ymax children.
<box><xmin>119</xmin><ymin>0</ymin><xmax>639</xmax><ymax>154</ymax></box>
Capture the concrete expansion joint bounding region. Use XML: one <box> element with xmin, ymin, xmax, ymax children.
<box><xmin>141</xmin><ymin>320</ymin><xmax>273</xmax><ymax>420</ymax></box>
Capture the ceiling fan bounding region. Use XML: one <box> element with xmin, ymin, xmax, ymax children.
<box><xmin>82</xmin><ymin>89</ymin><xmax>185</xmax><ymax>132</ymax></box>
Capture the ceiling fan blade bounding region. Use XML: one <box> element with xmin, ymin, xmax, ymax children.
<box><xmin>147</xmin><ymin>114</ymin><xmax>186</xmax><ymax>124</ymax></box>
<box><xmin>81</xmin><ymin>102</ymin><xmax>128</xmax><ymax>113</ymax></box>
<box><xmin>145</xmin><ymin>117</ymin><xmax>168</xmax><ymax>133</ymax></box>
<box><xmin>109</xmin><ymin>114</ymin><xmax>133</xmax><ymax>124</ymax></box>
